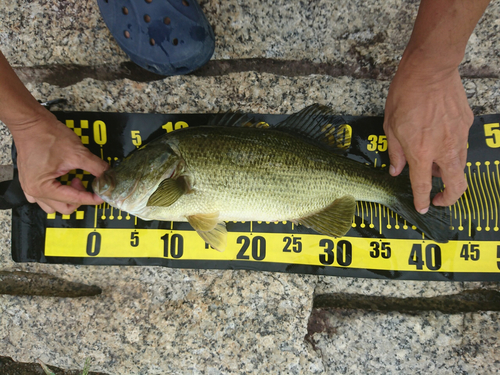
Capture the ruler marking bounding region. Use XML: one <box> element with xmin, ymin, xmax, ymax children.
<box><xmin>484</xmin><ymin>163</ymin><xmax>495</xmax><ymax>222</ymax></box>
<box><xmin>482</xmin><ymin>171</ymin><xmax>493</xmax><ymax>230</ymax></box>
<box><xmin>459</xmin><ymin>192</ymin><xmax>467</xmax><ymax>220</ymax></box>
<box><xmin>378</xmin><ymin>204</ymin><xmax>382</xmax><ymax>235</ymax></box>
<box><xmin>360</xmin><ymin>202</ymin><xmax>365</xmax><ymax>228</ymax></box>
<box><xmin>464</xmin><ymin>188</ymin><xmax>473</xmax><ymax>237</ymax></box>
<box><xmin>473</xmin><ymin>171</ymin><xmax>485</xmax><ymax>228</ymax></box>
<box><xmin>492</xmin><ymin>162</ymin><xmax>500</xmax><ymax>230</ymax></box>
<box><xmin>94</xmin><ymin>204</ymin><xmax>99</xmax><ymax>229</ymax></box>
<box><xmin>476</xmin><ymin>163</ymin><xmax>488</xmax><ymax>224</ymax></box>
<box><xmin>449</xmin><ymin>206</ymin><xmax>453</xmax><ymax>230</ymax></box>
<box><xmin>456</xmin><ymin>196</ymin><xmax>463</xmax><ymax>231</ymax></box>
<box><xmin>468</xmin><ymin>164</ymin><xmax>480</xmax><ymax>223</ymax></box>
<box><xmin>466</xmin><ymin>164</ymin><xmax>476</xmax><ymax>221</ymax></box>
<box><xmin>369</xmin><ymin>202</ymin><xmax>374</xmax><ymax>229</ymax></box>
<box><xmin>365</xmin><ymin>201</ymin><xmax>371</xmax><ymax>228</ymax></box>
<box><xmin>484</xmin><ymin>164</ymin><xmax>494</xmax><ymax>221</ymax></box>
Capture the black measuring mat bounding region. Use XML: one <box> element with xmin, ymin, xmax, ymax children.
<box><xmin>10</xmin><ymin>111</ymin><xmax>500</xmax><ymax>281</ymax></box>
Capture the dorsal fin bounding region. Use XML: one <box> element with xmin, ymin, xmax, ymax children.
<box><xmin>274</xmin><ymin>104</ymin><xmax>351</xmax><ymax>151</ymax></box>
<box><xmin>208</xmin><ymin>104</ymin><xmax>351</xmax><ymax>151</ymax></box>
<box><xmin>208</xmin><ymin>112</ymin><xmax>259</xmax><ymax>128</ymax></box>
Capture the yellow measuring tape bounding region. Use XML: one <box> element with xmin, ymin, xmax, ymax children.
<box><xmin>44</xmin><ymin>228</ymin><xmax>500</xmax><ymax>274</ymax></box>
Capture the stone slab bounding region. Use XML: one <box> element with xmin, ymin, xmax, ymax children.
<box><xmin>1</xmin><ymin>0</ymin><xmax>499</xmax><ymax>78</ymax></box>
<box><xmin>308</xmin><ymin>308</ymin><xmax>500</xmax><ymax>374</ymax></box>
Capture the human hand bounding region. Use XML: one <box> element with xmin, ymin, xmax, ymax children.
<box><xmin>383</xmin><ymin>65</ymin><xmax>473</xmax><ymax>213</ymax></box>
<box><xmin>11</xmin><ymin>112</ymin><xmax>109</xmax><ymax>214</ymax></box>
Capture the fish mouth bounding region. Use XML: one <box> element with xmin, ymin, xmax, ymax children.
<box><xmin>92</xmin><ymin>170</ymin><xmax>116</xmax><ymax>199</ymax></box>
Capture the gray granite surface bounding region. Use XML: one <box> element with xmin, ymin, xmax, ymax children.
<box><xmin>309</xmin><ymin>309</ymin><xmax>500</xmax><ymax>374</ymax></box>
<box><xmin>1</xmin><ymin>0</ymin><xmax>499</xmax><ymax>77</ymax></box>
<box><xmin>0</xmin><ymin>0</ymin><xmax>500</xmax><ymax>374</ymax></box>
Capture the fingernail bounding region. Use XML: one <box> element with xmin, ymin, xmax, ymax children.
<box><xmin>418</xmin><ymin>207</ymin><xmax>429</xmax><ymax>215</ymax></box>
<box><xmin>389</xmin><ymin>165</ymin><xmax>396</xmax><ymax>175</ymax></box>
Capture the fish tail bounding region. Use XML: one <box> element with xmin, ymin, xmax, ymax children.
<box><xmin>389</xmin><ymin>173</ymin><xmax>451</xmax><ymax>243</ymax></box>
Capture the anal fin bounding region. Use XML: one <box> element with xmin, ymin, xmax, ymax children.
<box><xmin>297</xmin><ymin>195</ymin><xmax>356</xmax><ymax>237</ymax></box>
<box><xmin>195</xmin><ymin>222</ymin><xmax>228</xmax><ymax>252</ymax></box>
<box><xmin>187</xmin><ymin>212</ymin><xmax>220</xmax><ymax>232</ymax></box>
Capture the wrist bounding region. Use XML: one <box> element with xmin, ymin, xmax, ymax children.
<box><xmin>399</xmin><ymin>44</ymin><xmax>462</xmax><ymax>78</ymax></box>
<box><xmin>8</xmin><ymin>108</ymin><xmax>58</xmax><ymax>142</ymax></box>
<box><xmin>394</xmin><ymin>47</ymin><xmax>462</xmax><ymax>88</ymax></box>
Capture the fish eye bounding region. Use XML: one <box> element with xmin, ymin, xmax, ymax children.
<box><xmin>113</xmin><ymin>158</ymin><xmax>122</xmax><ymax>168</ymax></box>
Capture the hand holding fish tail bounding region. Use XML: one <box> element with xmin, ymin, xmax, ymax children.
<box><xmin>384</xmin><ymin>66</ymin><xmax>472</xmax><ymax>213</ymax></box>
<box><xmin>383</xmin><ymin>0</ymin><xmax>490</xmax><ymax>213</ymax></box>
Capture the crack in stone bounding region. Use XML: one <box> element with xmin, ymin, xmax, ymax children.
<box><xmin>0</xmin><ymin>271</ymin><xmax>102</xmax><ymax>298</ymax></box>
<box><xmin>0</xmin><ymin>356</ymin><xmax>108</xmax><ymax>375</ymax></box>
<box><xmin>14</xmin><ymin>59</ymin><xmax>500</xmax><ymax>88</ymax></box>
<box><xmin>313</xmin><ymin>290</ymin><xmax>500</xmax><ymax>313</ymax></box>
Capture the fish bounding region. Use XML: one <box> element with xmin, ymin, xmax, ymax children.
<box><xmin>92</xmin><ymin>104</ymin><xmax>451</xmax><ymax>251</ymax></box>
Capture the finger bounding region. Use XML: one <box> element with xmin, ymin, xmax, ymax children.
<box><xmin>52</xmin><ymin>183</ymin><xmax>105</xmax><ymax>206</ymax></box>
<box><xmin>432</xmin><ymin>163</ymin><xmax>468</xmax><ymax>207</ymax></box>
<box><xmin>24</xmin><ymin>193</ymin><xmax>36</xmax><ymax>204</ymax></box>
<box><xmin>408</xmin><ymin>159</ymin><xmax>433</xmax><ymax>214</ymax></box>
<box><xmin>383</xmin><ymin>125</ymin><xmax>406</xmax><ymax>176</ymax></box>
<box><xmin>70</xmin><ymin>177</ymin><xmax>87</xmax><ymax>191</ymax></box>
<box><xmin>51</xmin><ymin>201</ymin><xmax>79</xmax><ymax>215</ymax></box>
<box><xmin>36</xmin><ymin>200</ymin><xmax>56</xmax><ymax>214</ymax></box>
<box><xmin>78</xmin><ymin>150</ymin><xmax>109</xmax><ymax>177</ymax></box>
<box><xmin>34</xmin><ymin>195</ymin><xmax>80</xmax><ymax>215</ymax></box>
<box><xmin>36</xmin><ymin>180</ymin><xmax>104</xmax><ymax>206</ymax></box>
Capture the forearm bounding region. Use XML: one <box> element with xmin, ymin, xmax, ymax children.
<box><xmin>402</xmin><ymin>0</ymin><xmax>491</xmax><ymax>73</ymax></box>
<box><xmin>0</xmin><ymin>50</ymin><xmax>53</xmax><ymax>134</ymax></box>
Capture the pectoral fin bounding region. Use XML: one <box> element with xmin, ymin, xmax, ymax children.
<box><xmin>297</xmin><ymin>195</ymin><xmax>356</xmax><ymax>237</ymax></box>
<box><xmin>195</xmin><ymin>222</ymin><xmax>228</xmax><ymax>252</ymax></box>
<box><xmin>147</xmin><ymin>176</ymin><xmax>190</xmax><ymax>207</ymax></box>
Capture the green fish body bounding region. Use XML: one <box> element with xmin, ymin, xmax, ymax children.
<box><xmin>93</xmin><ymin>105</ymin><xmax>450</xmax><ymax>251</ymax></box>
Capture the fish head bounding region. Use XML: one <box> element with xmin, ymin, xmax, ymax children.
<box><xmin>92</xmin><ymin>139</ymin><xmax>182</xmax><ymax>213</ymax></box>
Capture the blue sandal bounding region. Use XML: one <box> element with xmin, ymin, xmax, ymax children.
<box><xmin>97</xmin><ymin>0</ymin><xmax>215</xmax><ymax>76</ymax></box>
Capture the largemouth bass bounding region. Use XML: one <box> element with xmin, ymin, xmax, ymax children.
<box><xmin>93</xmin><ymin>105</ymin><xmax>450</xmax><ymax>251</ymax></box>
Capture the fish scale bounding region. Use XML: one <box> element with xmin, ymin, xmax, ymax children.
<box><xmin>126</xmin><ymin>126</ymin><xmax>394</xmax><ymax>221</ymax></box>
